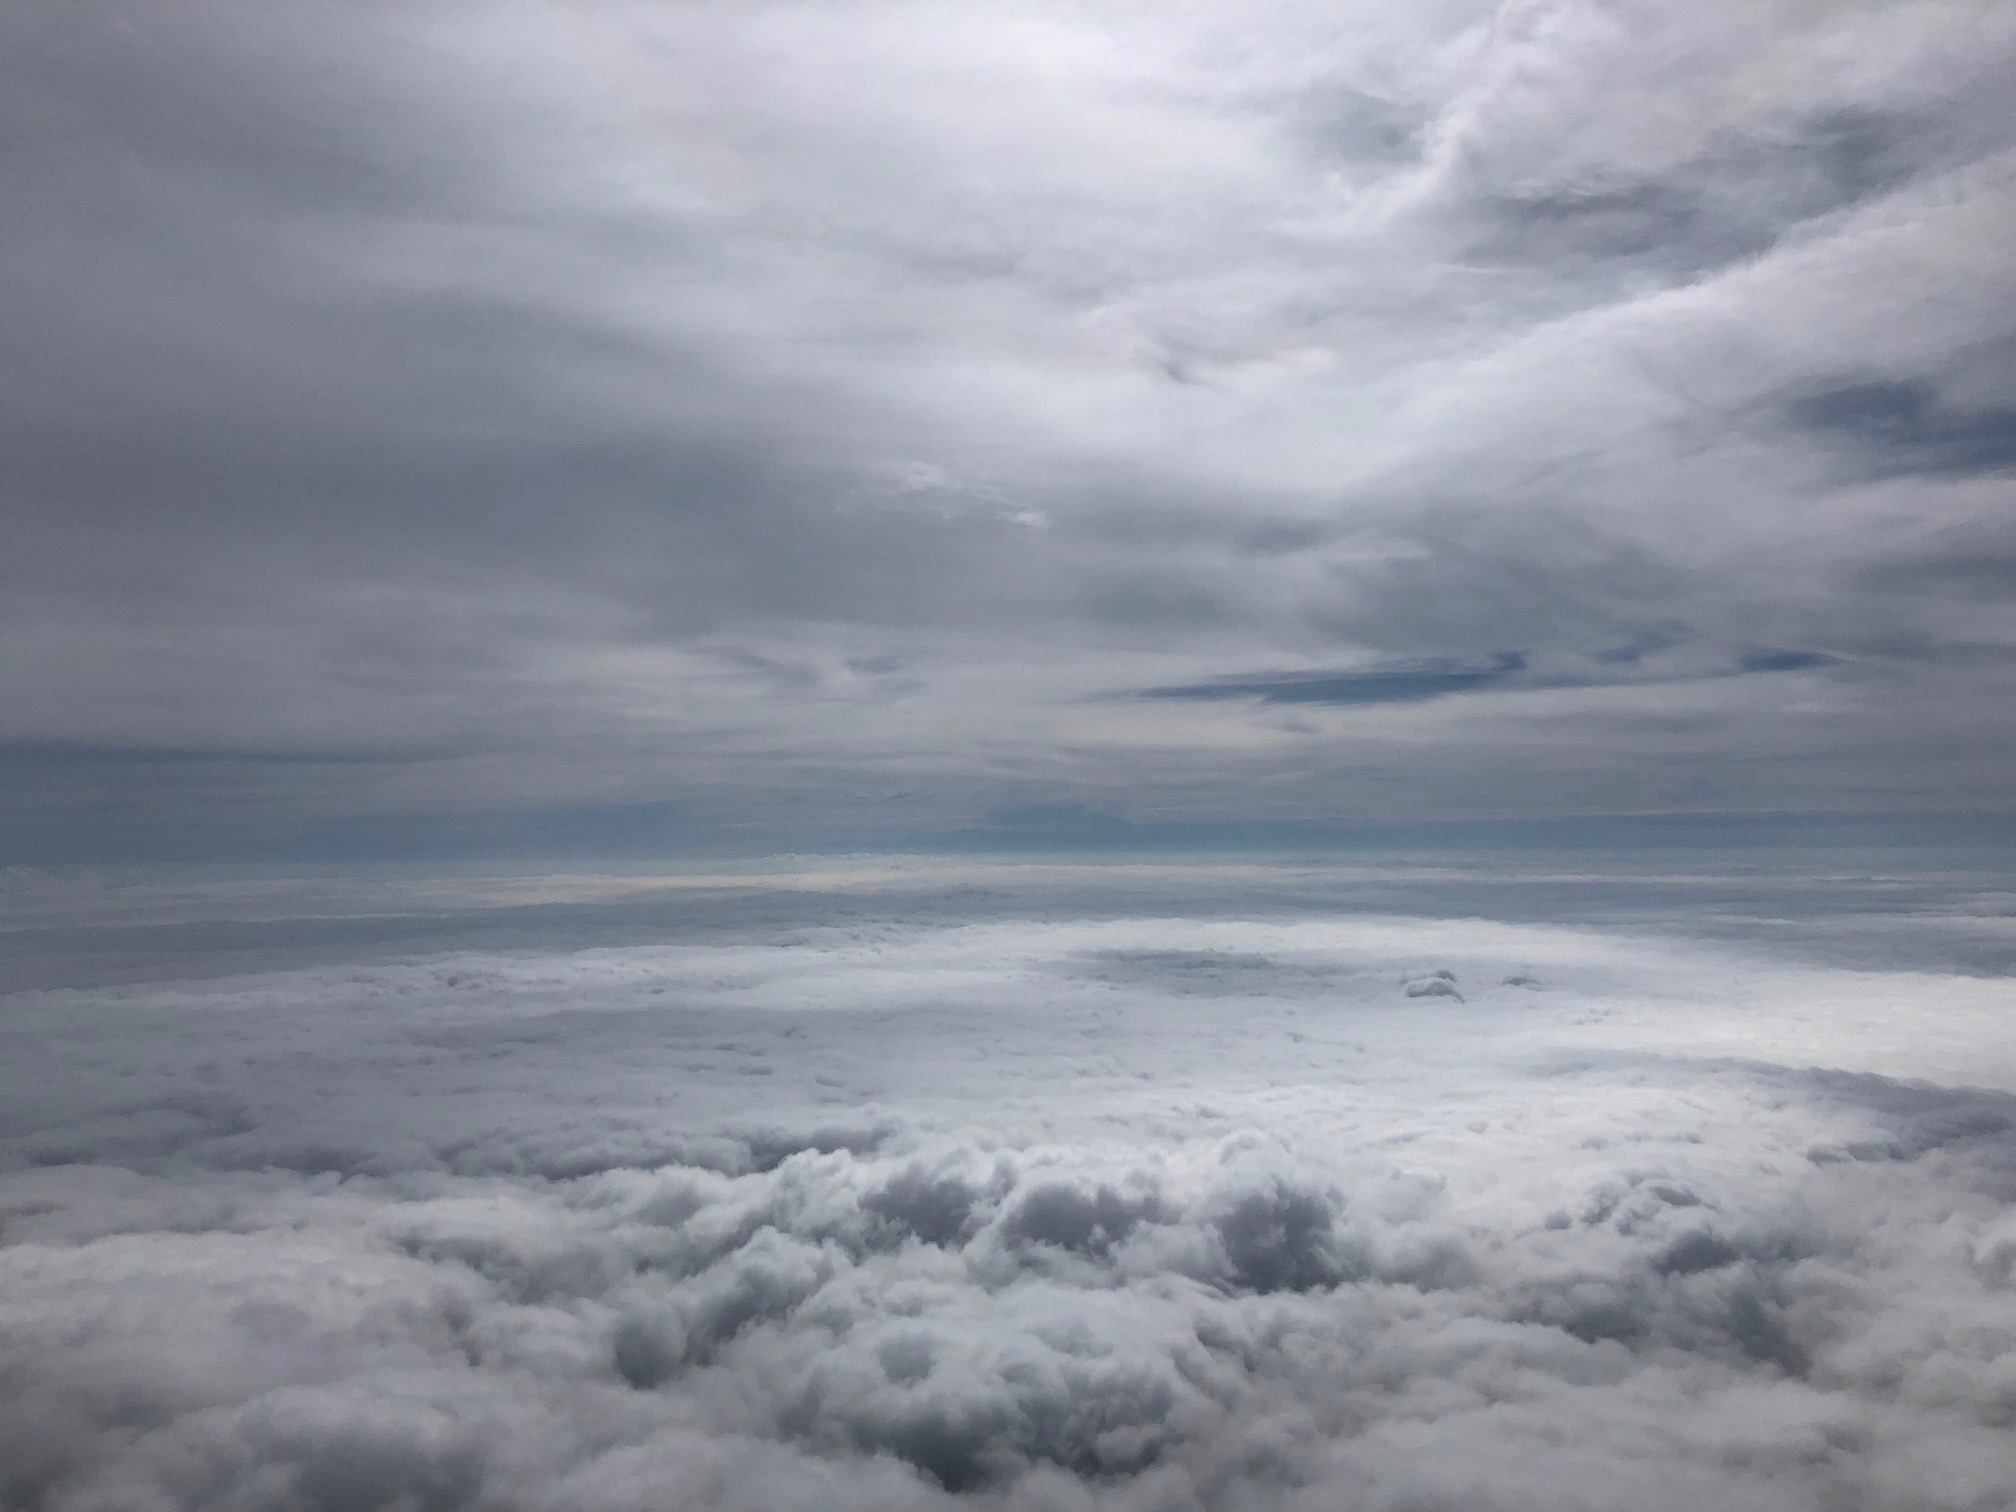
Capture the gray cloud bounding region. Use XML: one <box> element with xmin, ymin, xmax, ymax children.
<box><xmin>1786</xmin><ymin>376</ymin><xmax>2016</xmax><ymax>480</ymax></box>
<box><xmin>1138</xmin><ymin>653</ymin><xmax>1530</xmax><ymax>706</ymax></box>
<box><xmin>1132</xmin><ymin>646</ymin><xmax>1840</xmax><ymax>708</ymax></box>
<box><xmin>1858</xmin><ymin>529</ymin><xmax>2016</xmax><ymax>604</ymax></box>
<box><xmin>1732</xmin><ymin>649</ymin><xmax>1835</xmax><ymax>674</ymax></box>
<box><xmin>5</xmin><ymin>0</ymin><xmax>2016</xmax><ymax>857</ymax></box>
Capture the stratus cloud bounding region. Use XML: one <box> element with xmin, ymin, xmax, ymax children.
<box><xmin>4</xmin><ymin>0</ymin><xmax>2016</xmax><ymax>855</ymax></box>
<box><xmin>3</xmin><ymin>860</ymin><xmax>2015</xmax><ymax>1509</ymax></box>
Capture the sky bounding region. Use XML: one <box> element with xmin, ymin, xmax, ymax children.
<box><xmin>5</xmin><ymin>854</ymin><xmax>2016</xmax><ymax>1510</ymax></box>
<box><xmin>11</xmin><ymin>11</ymin><xmax>2016</xmax><ymax>1503</ymax></box>
<box><xmin>6</xmin><ymin>0</ymin><xmax>2016</xmax><ymax>861</ymax></box>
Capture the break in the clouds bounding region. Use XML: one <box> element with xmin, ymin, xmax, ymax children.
<box><xmin>6</xmin><ymin>0</ymin><xmax>2016</xmax><ymax>857</ymax></box>
<box><xmin>3</xmin><ymin>857</ymin><xmax>2015</xmax><ymax>1509</ymax></box>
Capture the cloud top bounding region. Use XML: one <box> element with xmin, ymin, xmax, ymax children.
<box><xmin>4</xmin><ymin>858</ymin><xmax>2016</xmax><ymax>1507</ymax></box>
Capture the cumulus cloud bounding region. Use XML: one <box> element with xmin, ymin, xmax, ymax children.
<box><xmin>4</xmin><ymin>859</ymin><xmax>2015</xmax><ymax>1509</ymax></box>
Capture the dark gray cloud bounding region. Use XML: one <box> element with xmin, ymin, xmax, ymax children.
<box><xmin>1786</xmin><ymin>377</ymin><xmax>2016</xmax><ymax>480</ymax></box>
<box><xmin>1460</xmin><ymin>102</ymin><xmax>1960</xmax><ymax>283</ymax></box>
<box><xmin>1133</xmin><ymin>647</ymin><xmax>1839</xmax><ymax>708</ymax></box>
<box><xmin>1138</xmin><ymin>653</ymin><xmax>1529</xmax><ymax>706</ymax></box>
<box><xmin>1732</xmin><ymin>649</ymin><xmax>1835</xmax><ymax>674</ymax></box>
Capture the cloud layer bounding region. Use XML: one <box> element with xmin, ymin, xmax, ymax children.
<box><xmin>4</xmin><ymin>858</ymin><xmax>2015</xmax><ymax>1508</ymax></box>
<box><xmin>4</xmin><ymin>0</ymin><xmax>2016</xmax><ymax>855</ymax></box>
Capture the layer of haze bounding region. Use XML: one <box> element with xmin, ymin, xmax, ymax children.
<box><xmin>6</xmin><ymin>0</ymin><xmax>2016</xmax><ymax>860</ymax></box>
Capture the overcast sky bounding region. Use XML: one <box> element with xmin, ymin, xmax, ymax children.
<box><xmin>7</xmin><ymin>0</ymin><xmax>2016</xmax><ymax>859</ymax></box>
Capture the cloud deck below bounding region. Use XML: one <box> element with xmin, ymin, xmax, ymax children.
<box><xmin>3</xmin><ymin>859</ymin><xmax>2014</xmax><ymax>1511</ymax></box>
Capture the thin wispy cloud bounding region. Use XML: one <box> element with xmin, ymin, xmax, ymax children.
<box><xmin>1137</xmin><ymin>653</ymin><xmax>1531</xmax><ymax>706</ymax></box>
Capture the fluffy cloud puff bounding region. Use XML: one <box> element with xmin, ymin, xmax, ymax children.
<box><xmin>3</xmin><ymin>859</ymin><xmax>2014</xmax><ymax>1510</ymax></box>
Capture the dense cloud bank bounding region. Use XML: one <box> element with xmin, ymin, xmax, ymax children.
<box><xmin>4</xmin><ymin>861</ymin><xmax>2014</xmax><ymax>1509</ymax></box>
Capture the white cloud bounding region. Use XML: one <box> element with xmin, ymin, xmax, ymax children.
<box><xmin>4</xmin><ymin>858</ymin><xmax>2014</xmax><ymax>1508</ymax></box>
